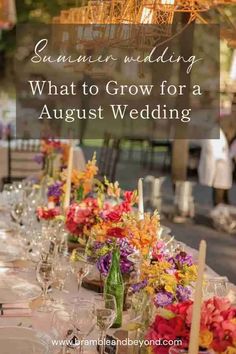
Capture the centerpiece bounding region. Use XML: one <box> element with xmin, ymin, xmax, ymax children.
<box><xmin>35</xmin><ymin>139</ymin><xmax>69</xmax><ymax>179</ymax></box>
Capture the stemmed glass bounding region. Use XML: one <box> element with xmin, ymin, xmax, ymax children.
<box><xmin>54</xmin><ymin>256</ymin><xmax>70</xmax><ymax>291</ymax></box>
<box><xmin>71</xmin><ymin>298</ymin><xmax>96</xmax><ymax>353</ymax></box>
<box><xmin>203</xmin><ymin>276</ymin><xmax>229</xmax><ymax>299</ymax></box>
<box><xmin>93</xmin><ymin>293</ymin><xmax>117</xmax><ymax>354</ymax></box>
<box><xmin>70</xmin><ymin>249</ymin><xmax>93</xmax><ymax>292</ymax></box>
<box><xmin>36</xmin><ymin>259</ymin><xmax>55</xmax><ymax>312</ymax></box>
<box><xmin>51</xmin><ymin>299</ymin><xmax>96</xmax><ymax>354</ymax></box>
<box><xmin>2</xmin><ymin>183</ymin><xmax>16</xmax><ymax>210</ymax></box>
<box><xmin>51</xmin><ymin>305</ymin><xmax>73</xmax><ymax>354</ymax></box>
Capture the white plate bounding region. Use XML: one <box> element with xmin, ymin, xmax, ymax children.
<box><xmin>0</xmin><ymin>327</ymin><xmax>51</xmax><ymax>354</ymax></box>
<box><xmin>0</xmin><ymin>275</ymin><xmax>41</xmax><ymax>303</ymax></box>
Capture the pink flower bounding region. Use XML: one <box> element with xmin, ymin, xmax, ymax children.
<box><xmin>65</xmin><ymin>198</ymin><xmax>99</xmax><ymax>237</ymax></box>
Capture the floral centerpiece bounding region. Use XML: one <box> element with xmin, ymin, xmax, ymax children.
<box><xmin>85</xmin><ymin>197</ymin><xmax>161</xmax><ymax>293</ymax></box>
<box><xmin>130</xmin><ymin>250</ymin><xmax>197</xmax><ymax>308</ymax></box>
<box><xmin>35</xmin><ymin>139</ymin><xmax>69</xmax><ymax>178</ymax></box>
<box><xmin>47</xmin><ymin>153</ymin><xmax>98</xmax><ymax>206</ymax></box>
<box><xmin>146</xmin><ymin>297</ymin><xmax>236</xmax><ymax>354</ymax></box>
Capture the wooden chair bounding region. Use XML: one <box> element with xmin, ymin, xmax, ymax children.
<box><xmin>2</xmin><ymin>136</ymin><xmax>42</xmax><ymax>186</ymax></box>
<box><xmin>98</xmin><ymin>133</ymin><xmax>121</xmax><ymax>182</ymax></box>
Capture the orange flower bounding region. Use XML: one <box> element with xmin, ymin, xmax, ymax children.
<box><xmin>199</xmin><ymin>330</ymin><xmax>213</xmax><ymax>348</ymax></box>
<box><xmin>124</xmin><ymin>212</ymin><xmax>160</xmax><ymax>257</ymax></box>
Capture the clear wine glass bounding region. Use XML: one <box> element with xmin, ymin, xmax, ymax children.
<box><xmin>2</xmin><ymin>183</ymin><xmax>16</xmax><ymax>210</ymax></box>
<box><xmin>93</xmin><ymin>293</ymin><xmax>117</xmax><ymax>354</ymax></box>
<box><xmin>11</xmin><ymin>201</ymin><xmax>24</xmax><ymax>224</ymax></box>
<box><xmin>70</xmin><ymin>298</ymin><xmax>96</xmax><ymax>354</ymax></box>
<box><xmin>203</xmin><ymin>276</ymin><xmax>229</xmax><ymax>299</ymax></box>
<box><xmin>36</xmin><ymin>259</ymin><xmax>55</xmax><ymax>312</ymax></box>
<box><xmin>51</xmin><ymin>305</ymin><xmax>74</xmax><ymax>354</ymax></box>
<box><xmin>53</xmin><ymin>255</ymin><xmax>70</xmax><ymax>300</ymax></box>
<box><xmin>70</xmin><ymin>249</ymin><xmax>93</xmax><ymax>292</ymax></box>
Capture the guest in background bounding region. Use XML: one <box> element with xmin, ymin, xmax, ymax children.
<box><xmin>198</xmin><ymin>127</ymin><xmax>232</xmax><ymax>206</ymax></box>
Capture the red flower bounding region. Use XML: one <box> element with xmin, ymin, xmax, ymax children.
<box><xmin>146</xmin><ymin>315</ymin><xmax>189</xmax><ymax>354</ymax></box>
<box><xmin>105</xmin><ymin>210</ymin><xmax>122</xmax><ymax>222</ymax></box>
<box><xmin>107</xmin><ymin>227</ymin><xmax>125</xmax><ymax>238</ymax></box>
<box><xmin>124</xmin><ymin>191</ymin><xmax>135</xmax><ymax>204</ymax></box>
<box><xmin>37</xmin><ymin>207</ymin><xmax>60</xmax><ymax>220</ymax></box>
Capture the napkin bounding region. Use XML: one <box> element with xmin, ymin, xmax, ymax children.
<box><xmin>0</xmin><ymin>303</ymin><xmax>32</xmax><ymax>317</ymax></box>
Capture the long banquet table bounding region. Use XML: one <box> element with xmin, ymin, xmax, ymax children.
<box><xmin>0</xmin><ymin>211</ymin><xmax>235</xmax><ymax>354</ymax></box>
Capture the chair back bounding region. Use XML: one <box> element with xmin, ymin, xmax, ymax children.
<box><xmin>4</xmin><ymin>137</ymin><xmax>42</xmax><ymax>183</ymax></box>
<box><xmin>98</xmin><ymin>133</ymin><xmax>121</xmax><ymax>182</ymax></box>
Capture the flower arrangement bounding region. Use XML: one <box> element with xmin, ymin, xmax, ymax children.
<box><xmin>146</xmin><ymin>297</ymin><xmax>236</xmax><ymax>354</ymax></box>
<box><xmin>131</xmin><ymin>251</ymin><xmax>197</xmax><ymax>308</ymax></box>
<box><xmin>65</xmin><ymin>189</ymin><xmax>137</xmax><ymax>241</ymax></box>
<box><xmin>89</xmin><ymin>190</ymin><xmax>138</xmax><ymax>242</ymax></box>
<box><xmin>47</xmin><ymin>153</ymin><xmax>98</xmax><ymax>206</ymax></box>
<box><xmin>35</xmin><ymin>139</ymin><xmax>69</xmax><ymax>178</ymax></box>
<box><xmin>61</xmin><ymin>153</ymin><xmax>98</xmax><ymax>201</ymax></box>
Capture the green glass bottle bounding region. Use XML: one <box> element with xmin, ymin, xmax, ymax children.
<box><xmin>104</xmin><ymin>247</ymin><xmax>124</xmax><ymax>328</ymax></box>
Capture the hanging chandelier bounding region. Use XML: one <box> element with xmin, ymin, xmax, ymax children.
<box><xmin>156</xmin><ymin>0</ymin><xmax>209</xmax><ymax>13</ymax></box>
<box><xmin>51</xmin><ymin>0</ymin><xmax>215</xmax><ymax>52</ymax></box>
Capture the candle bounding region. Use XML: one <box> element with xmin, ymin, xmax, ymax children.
<box><xmin>138</xmin><ymin>178</ymin><xmax>144</xmax><ymax>220</ymax></box>
<box><xmin>63</xmin><ymin>145</ymin><xmax>74</xmax><ymax>211</ymax></box>
<box><xmin>189</xmin><ymin>240</ymin><xmax>207</xmax><ymax>354</ymax></box>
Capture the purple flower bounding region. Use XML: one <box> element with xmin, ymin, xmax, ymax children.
<box><xmin>97</xmin><ymin>253</ymin><xmax>111</xmax><ymax>276</ymax></box>
<box><xmin>130</xmin><ymin>279</ymin><xmax>148</xmax><ymax>293</ymax></box>
<box><xmin>176</xmin><ymin>285</ymin><xmax>191</xmax><ymax>302</ymax></box>
<box><xmin>34</xmin><ymin>154</ymin><xmax>44</xmax><ymax>165</ymax></box>
<box><xmin>95</xmin><ymin>239</ymin><xmax>135</xmax><ymax>277</ymax></box>
<box><xmin>169</xmin><ymin>252</ymin><xmax>193</xmax><ymax>269</ymax></box>
<box><xmin>47</xmin><ymin>182</ymin><xmax>63</xmax><ymax>199</ymax></box>
<box><xmin>154</xmin><ymin>291</ymin><xmax>174</xmax><ymax>307</ymax></box>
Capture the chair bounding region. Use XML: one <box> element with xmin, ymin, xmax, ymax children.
<box><xmin>98</xmin><ymin>133</ymin><xmax>121</xmax><ymax>182</ymax></box>
<box><xmin>2</xmin><ymin>136</ymin><xmax>42</xmax><ymax>186</ymax></box>
<box><xmin>147</xmin><ymin>139</ymin><xmax>172</xmax><ymax>171</ymax></box>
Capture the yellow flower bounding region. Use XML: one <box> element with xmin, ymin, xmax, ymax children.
<box><xmin>106</xmin><ymin>180</ymin><xmax>121</xmax><ymax>198</ymax></box>
<box><xmin>199</xmin><ymin>330</ymin><xmax>213</xmax><ymax>348</ymax></box>
<box><xmin>145</xmin><ymin>286</ymin><xmax>155</xmax><ymax>295</ymax></box>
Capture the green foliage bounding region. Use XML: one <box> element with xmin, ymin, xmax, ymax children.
<box><xmin>76</xmin><ymin>185</ymin><xmax>84</xmax><ymax>203</ymax></box>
